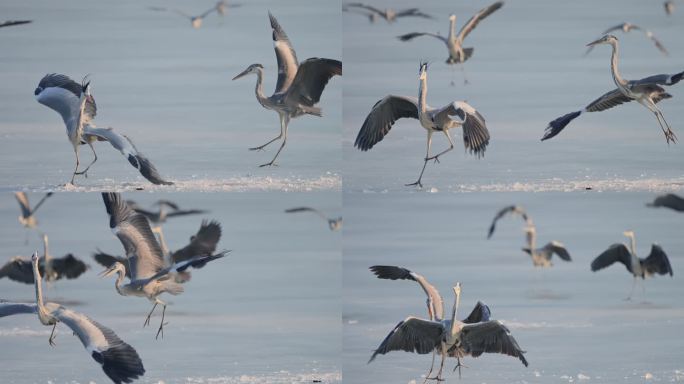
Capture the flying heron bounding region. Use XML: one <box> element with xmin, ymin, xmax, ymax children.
<box><xmin>215</xmin><ymin>0</ymin><xmax>242</xmax><ymax>17</ymax></box>
<box><xmin>0</xmin><ymin>253</ymin><xmax>145</xmax><ymax>383</ymax></box>
<box><xmin>397</xmin><ymin>2</ymin><xmax>504</xmax><ymax>85</ymax></box>
<box><xmin>542</xmin><ymin>35</ymin><xmax>683</xmax><ymax>144</ymax></box>
<box><xmin>488</xmin><ymin>205</ymin><xmax>571</xmax><ymax>267</ymax></box>
<box><xmin>664</xmin><ymin>0</ymin><xmax>677</xmax><ymax>15</ymax></box>
<box><xmin>148</xmin><ymin>5</ymin><xmax>218</xmax><ymax>29</ymax></box>
<box><xmin>0</xmin><ymin>20</ymin><xmax>32</xmax><ymax>28</ymax></box>
<box><xmin>232</xmin><ymin>12</ymin><xmax>342</xmax><ymax>167</ymax></box>
<box><xmin>354</xmin><ymin>62</ymin><xmax>490</xmax><ymax>188</ymax></box>
<box><xmin>591</xmin><ymin>231</ymin><xmax>673</xmax><ymax>300</ymax></box>
<box><xmin>647</xmin><ymin>193</ymin><xmax>684</xmax><ymax>212</ymax></box>
<box><xmin>34</xmin><ymin>74</ymin><xmax>173</xmax><ymax>185</ymax></box>
<box><xmin>99</xmin><ymin>193</ymin><xmax>227</xmax><ymax>339</ymax></box>
<box><xmin>285</xmin><ymin>207</ymin><xmax>342</xmax><ymax>231</ymax></box>
<box><xmin>14</xmin><ymin>192</ymin><xmax>53</xmax><ymax>243</ymax></box>
<box><xmin>343</xmin><ymin>3</ymin><xmax>433</xmax><ymax>23</ymax></box>
<box><xmin>369</xmin><ymin>281</ymin><xmax>528</xmax><ymax>381</ymax></box>
<box><xmin>1</xmin><ymin>234</ymin><xmax>88</xmax><ymax>284</ymax></box>
<box><xmin>585</xmin><ymin>23</ymin><xmax>668</xmax><ymax>56</ymax></box>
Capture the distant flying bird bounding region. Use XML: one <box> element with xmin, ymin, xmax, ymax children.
<box><xmin>285</xmin><ymin>207</ymin><xmax>342</xmax><ymax>231</ymax></box>
<box><xmin>14</xmin><ymin>192</ymin><xmax>53</xmax><ymax>230</ymax></box>
<box><xmin>585</xmin><ymin>23</ymin><xmax>668</xmax><ymax>56</ymax></box>
<box><xmin>488</xmin><ymin>205</ymin><xmax>571</xmax><ymax>267</ymax></box>
<box><xmin>126</xmin><ymin>200</ymin><xmax>207</xmax><ymax>227</ymax></box>
<box><xmin>591</xmin><ymin>231</ymin><xmax>673</xmax><ymax>300</ymax></box>
<box><xmin>232</xmin><ymin>12</ymin><xmax>342</xmax><ymax>167</ymax></box>
<box><xmin>34</xmin><ymin>74</ymin><xmax>173</xmax><ymax>185</ymax></box>
<box><xmin>0</xmin><ymin>234</ymin><xmax>88</xmax><ymax>284</ymax></box>
<box><xmin>0</xmin><ymin>20</ymin><xmax>32</xmax><ymax>28</ymax></box>
<box><xmin>99</xmin><ymin>193</ymin><xmax>227</xmax><ymax>338</ymax></box>
<box><xmin>148</xmin><ymin>5</ymin><xmax>218</xmax><ymax>29</ymax></box>
<box><xmin>397</xmin><ymin>2</ymin><xmax>504</xmax><ymax>84</ymax></box>
<box><xmin>542</xmin><ymin>35</ymin><xmax>683</xmax><ymax>145</ymax></box>
<box><xmin>354</xmin><ymin>62</ymin><xmax>490</xmax><ymax>188</ymax></box>
<box><xmin>369</xmin><ymin>281</ymin><xmax>527</xmax><ymax>381</ymax></box>
<box><xmin>0</xmin><ymin>253</ymin><xmax>145</xmax><ymax>383</ymax></box>
<box><xmin>343</xmin><ymin>3</ymin><xmax>433</xmax><ymax>23</ymax></box>
<box><xmin>665</xmin><ymin>0</ymin><xmax>676</xmax><ymax>15</ymax></box>
<box><xmin>647</xmin><ymin>193</ymin><xmax>684</xmax><ymax>212</ymax></box>
<box><xmin>215</xmin><ymin>0</ymin><xmax>242</xmax><ymax>17</ymax></box>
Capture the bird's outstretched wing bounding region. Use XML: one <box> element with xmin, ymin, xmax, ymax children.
<box><xmin>84</xmin><ymin>127</ymin><xmax>173</xmax><ymax>185</ymax></box>
<box><xmin>171</xmin><ymin>220</ymin><xmax>222</xmax><ymax>264</ymax></box>
<box><xmin>0</xmin><ymin>20</ymin><xmax>32</xmax><ymax>28</ymax></box>
<box><xmin>544</xmin><ymin>241</ymin><xmax>572</xmax><ymax>261</ymax></box>
<box><xmin>462</xmin><ymin>301</ymin><xmax>491</xmax><ymax>324</ymax></box>
<box><xmin>369</xmin><ymin>265</ymin><xmax>444</xmax><ymax>321</ymax></box>
<box><xmin>487</xmin><ymin>205</ymin><xmax>529</xmax><ymax>239</ymax></box>
<box><xmin>458</xmin><ymin>320</ymin><xmax>528</xmax><ymax>366</ymax></box>
<box><xmin>395</xmin><ymin>8</ymin><xmax>434</xmax><ymax>19</ymax></box>
<box><xmin>369</xmin><ymin>317</ymin><xmax>443</xmax><ymax>362</ymax></box>
<box><xmin>647</xmin><ymin>193</ymin><xmax>684</xmax><ymax>212</ymax></box>
<box><xmin>632</xmin><ymin>71</ymin><xmax>684</xmax><ymax>87</ymax></box>
<box><xmin>591</xmin><ymin>243</ymin><xmax>632</xmax><ymax>273</ymax></box>
<box><xmin>643</xmin><ymin>30</ymin><xmax>669</xmax><ymax>55</ymax></box>
<box><xmin>354</xmin><ymin>95</ymin><xmax>419</xmax><ymax>151</ymax></box>
<box><xmin>0</xmin><ymin>257</ymin><xmax>34</xmax><ymax>284</ymax></box>
<box><xmin>102</xmin><ymin>193</ymin><xmax>166</xmax><ymax>280</ymax></box>
<box><xmin>92</xmin><ymin>250</ymin><xmax>131</xmax><ymax>278</ymax></box>
<box><xmin>14</xmin><ymin>192</ymin><xmax>32</xmax><ymax>218</ymax></box>
<box><xmin>0</xmin><ymin>301</ymin><xmax>37</xmax><ymax>317</ymax></box>
<box><xmin>432</xmin><ymin>101</ymin><xmax>490</xmax><ymax>157</ymax></box>
<box><xmin>397</xmin><ymin>32</ymin><xmax>447</xmax><ymax>44</ymax></box>
<box><xmin>269</xmin><ymin>12</ymin><xmax>299</xmax><ymax>94</ymax></box>
<box><xmin>285</xmin><ymin>58</ymin><xmax>341</xmax><ymax>108</ymax></box>
<box><xmin>199</xmin><ymin>5</ymin><xmax>218</xmax><ymax>19</ymax></box>
<box><xmin>286</xmin><ymin>206</ymin><xmax>327</xmax><ymax>220</ymax></box>
<box><xmin>35</xmin><ymin>73</ymin><xmax>96</xmax><ymax>125</ymax></box>
<box><xmin>49</xmin><ymin>254</ymin><xmax>89</xmax><ymax>280</ymax></box>
<box><xmin>642</xmin><ymin>244</ymin><xmax>673</xmax><ymax>276</ymax></box>
<box><xmin>141</xmin><ymin>251</ymin><xmax>229</xmax><ymax>285</ymax></box>
<box><xmin>31</xmin><ymin>193</ymin><xmax>54</xmax><ymax>215</ymax></box>
<box><xmin>344</xmin><ymin>3</ymin><xmax>385</xmax><ymax>17</ymax></box>
<box><xmin>457</xmin><ymin>1</ymin><xmax>504</xmax><ymax>41</ymax></box>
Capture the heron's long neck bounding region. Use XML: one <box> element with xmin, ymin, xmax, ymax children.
<box><xmin>449</xmin><ymin>18</ymin><xmax>457</xmax><ymax>41</ymax></box>
<box><xmin>114</xmin><ymin>269</ymin><xmax>126</xmax><ymax>296</ymax></box>
<box><xmin>449</xmin><ymin>291</ymin><xmax>460</xmax><ymax>335</ymax></box>
<box><xmin>32</xmin><ymin>257</ymin><xmax>52</xmax><ymax>325</ymax></box>
<box><xmin>609</xmin><ymin>41</ymin><xmax>627</xmax><ymax>87</ymax></box>
<box><xmin>418</xmin><ymin>76</ymin><xmax>428</xmax><ymax>114</ymax></box>
<box><xmin>42</xmin><ymin>235</ymin><xmax>54</xmax><ymax>280</ymax></box>
<box><xmin>627</xmin><ymin>234</ymin><xmax>636</xmax><ymax>255</ymax></box>
<box><xmin>254</xmin><ymin>69</ymin><xmax>269</xmax><ymax>108</ymax></box>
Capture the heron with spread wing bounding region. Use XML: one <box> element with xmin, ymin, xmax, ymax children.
<box><xmin>647</xmin><ymin>193</ymin><xmax>684</xmax><ymax>212</ymax></box>
<box><xmin>343</xmin><ymin>3</ymin><xmax>433</xmax><ymax>23</ymax></box>
<box><xmin>585</xmin><ymin>23</ymin><xmax>668</xmax><ymax>56</ymax></box>
<box><xmin>285</xmin><ymin>207</ymin><xmax>342</xmax><ymax>231</ymax></box>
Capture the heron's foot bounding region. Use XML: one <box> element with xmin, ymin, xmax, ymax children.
<box><xmin>405</xmin><ymin>180</ymin><xmax>423</xmax><ymax>188</ymax></box>
<box><xmin>425</xmin><ymin>376</ymin><xmax>445</xmax><ymax>382</ymax></box>
<box><xmin>249</xmin><ymin>145</ymin><xmax>266</xmax><ymax>152</ymax></box>
<box><xmin>665</xmin><ymin>128</ymin><xmax>678</xmax><ymax>145</ymax></box>
<box><xmin>426</xmin><ymin>155</ymin><xmax>441</xmax><ymax>164</ymax></box>
<box><xmin>452</xmin><ymin>361</ymin><xmax>469</xmax><ymax>372</ymax></box>
<box><xmin>259</xmin><ymin>161</ymin><xmax>278</xmax><ymax>168</ymax></box>
<box><xmin>155</xmin><ymin>321</ymin><xmax>169</xmax><ymax>340</ymax></box>
<box><xmin>74</xmin><ymin>169</ymin><xmax>89</xmax><ymax>178</ymax></box>
<box><xmin>48</xmin><ymin>335</ymin><xmax>57</xmax><ymax>347</ymax></box>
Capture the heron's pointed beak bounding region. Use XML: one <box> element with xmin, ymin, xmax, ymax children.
<box><xmin>232</xmin><ymin>68</ymin><xmax>251</xmax><ymax>81</ymax></box>
<box><xmin>586</xmin><ymin>38</ymin><xmax>602</xmax><ymax>47</ymax></box>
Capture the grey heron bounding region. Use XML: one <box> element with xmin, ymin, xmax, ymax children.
<box><xmin>665</xmin><ymin>0</ymin><xmax>677</xmax><ymax>15</ymax></box>
<box><xmin>14</xmin><ymin>192</ymin><xmax>53</xmax><ymax>243</ymax></box>
<box><xmin>0</xmin><ymin>253</ymin><xmax>145</xmax><ymax>383</ymax></box>
<box><xmin>542</xmin><ymin>35</ymin><xmax>683</xmax><ymax>144</ymax></box>
<box><xmin>126</xmin><ymin>200</ymin><xmax>208</xmax><ymax>227</ymax></box>
<box><xmin>585</xmin><ymin>23</ymin><xmax>668</xmax><ymax>56</ymax></box>
<box><xmin>35</xmin><ymin>74</ymin><xmax>173</xmax><ymax>185</ymax></box>
<box><xmin>354</xmin><ymin>62</ymin><xmax>490</xmax><ymax>188</ymax></box>
<box><xmin>284</xmin><ymin>207</ymin><xmax>342</xmax><ymax>231</ymax></box>
<box><xmin>370</xmin><ymin>281</ymin><xmax>528</xmax><ymax>381</ymax></box>
<box><xmin>591</xmin><ymin>231</ymin><xmax>673</xmax><ymax>300</ymax></box>
<box><xmin>488</xmin><ymin>205</ymin><xmax>571</xmax><ymax>267</ymax></box>
<box><xmin>148</xmin><ymin>6</ymin><xmax>218</xmax><ymax>29</ymax></box>
<box><xmin>215</xmin><ymin>0</ymin><xmax>242</xmax><ymax>17</ymax></box>
<box><xmin>99</xmin><ymin>192</ymin><xmax>228</xmax><ymax>339</ymax></box>
<box><xmin>647</xmin><ymin>193</ymin><xmax>684</xmax><ymax>212</ymax></box>
<box><xmin>343</xmin><ymin>3</ymin><xmax>433</xmax><ymax>23</ymax></box>
<box><xmin>232</xmin><ymin>12</ymin><xmax>342</xmax><ymax>167</ymax></box>
<box><xmin>0</xmin><ymin>20</ymin><xmax>32</xmax><ymax>28</ymax></box>
<box><xmin>1</xmin><ymin>234</ymin><xmax>88</xmax><ymax>284</ymax></box>
<box><xmin>397</xmin><ymin>2</ymin><xmax>504</xmax><ymax>85</ymax></box>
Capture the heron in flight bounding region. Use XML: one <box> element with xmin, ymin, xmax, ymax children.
<box><xmin>1</xmin><ymin>234</ymin><xmax>88</xmax><ymax>284</ymax></box>
<box><xmin>99</xmin><ymin>193</ymin><xmax>227</xmax><ymax>338</ymax></box>
<box><xmin>14</xmin><ymin>192</ymin><xmax>53</xmax><ymax>243</ymax></box>
<box><xmin>591</xmin><ymin>231</ymin><xmax>673</xmax><ymax>300</ymax></box>
<box><xmin>488</xmin><ymin>205</ymin><xmax>571</xmax><ymax>267</ymax></box>
<box><xmin>664</xmin><ymin>0</ymin><xmax>679</xmax><ymax>15</ymax></box>
<box><xmin>148</xmin><ymin>5</ymin><xmax>218</xmax><ymax>29</ymax></box>
<box><xmin>542</xmin><ymin>35</ymin><xmax>683</xmax><ymax>144</ymax></box>
<box><xmin>354</xmin><ymin>62</ymin><xmax>490</xmax><ymax>188</ymax></box>
<box><xmin>35</xmin><ymin>74</ymin><xmax>173</xmax><ymax>185</ymax></box>
<box><xmin>0</xmin><ymin>253</ymin><xmax>145</xmax><ymax>383</ymax></box>
<box><xmin>585</xmin><ymin>23</ymin><xmax>668</xmax><ymax>56</ymax></box>
<box><xmin>215</xmin><ymin>0</ymin><xmax>242</xmax><ymax>17</ymax></box>
<box><xmin>285</xmin><ymin>207</ymin><xmax>342</xmax><ymax>231</ymax></box>
<box><xmin>343</xmin><ymin>3</ymin><xmax>433</xmax><ymax>23</ymax></box>
<box><xmin>232</xmin><ymin>12</ymin><xmax>342</xmax><ymax>167</ymax></box>
<box><xmin>397</xmin><ymin>2</ymin><xmax>504</xmax><ymax>85</ymax></box>
<box><xmin>126</xmin><ymin>200</ymin><xmax>208</xmax><ymax>227</ymax></box>
<box><xmin>0</xmin><ymin>20</ymin><xmax>32</xmax><ymax>28</ymax></box>
<box><xmin>647</xmin><ymin>193</ymin><xmax>684</xmax><ymax>212</ymax></box>
<box><xmin>370</xmin><ymin>281</ymin><xmax>528</xmax><ymax>381</ymax></box>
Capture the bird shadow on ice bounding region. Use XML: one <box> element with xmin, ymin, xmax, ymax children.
<box><xmin>524</xmin><ymin>288</ymin><xmax>571</xmax><ymax>301</ymax></box>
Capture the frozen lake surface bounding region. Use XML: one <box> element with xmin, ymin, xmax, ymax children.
<box><xmin>343</xmin><ymin>191</ymin><xmax>684</xmax><ymax>383</ymax></box>
<box><xmin>0</xmin><ymin>0</ymin><xmax>341</xmax><ymax>192</ymax></box>
<box><xmin>0</xmin><ymin>192</ymin><xmax>341</xmax><ymax>383</ymax></box>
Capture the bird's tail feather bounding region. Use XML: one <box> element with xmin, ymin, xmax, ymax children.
<box><xmin>160</xmin><ymin>280</ymin><xmax>184</xmax><ymax>295</ymax></box>
<box><xmin>541</xmin><ymin>110</ymin><xmax>582</xmax><ymax>141</ymax></box>
<box><xmin>447</xmin><ymin>47</ymin><xmax>474</xmax><ymax>64</ymax></box>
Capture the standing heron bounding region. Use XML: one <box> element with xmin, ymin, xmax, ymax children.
<box><xmin>488</xmin><ymin>205</ymin><xmax>571</xmax><ymax>267</ymax></box>
<box><xmin>0</xmin><ymin>20</ymin><xmax>32</xmax><ymax>28</ymax></box>
<box><xmin>647</xmin><ymin>193</ymin><xmax>684</xmax><ymax>212</ymax></box>
<box><xmin>14</xmin><ymin>192</ymin><xmax>53</xmax><ymax>243</ymax></box>
<box><xmin>585</xmin><ymin>23</ymin><xmax>668</xmax><ymax>56</ymax></box>
<box><xmin>542</xmin><ymin>35</ymin><xmax>683</xmax><ymax>144</ymax></box>
<box><xmin>99</xmin><ymin>192</ymin><xmax>227</xmax><ymax>338</ymax></box>
<box><xmin>232</xmin><ymin>12</ymin><xmax>342</xmax><ymax>167</ymax></box>
<box><xmin>343</xmin><ymin>3</ymin><xmax>433</xmax><ymax>23</ymax></box>
<box><xmin>591</xmin><ymin>231</ymin><xmax>673</xmax><ymax>300</ymax></box>
<box><xmin>370</xmin><ymin>282</ymin><xmax>528</xmax><ymax>381</ymax></box>
<box><xmin>0</xmin><ymin>253</ymin><xmax>145</xmax><ymax>384</ymax></box>
<box><xmin>285</xmin><ymin>207</ymin><xmax>342</xmax><ymax>231</ymax></box>
<box><xmin>397</xmin><ymin>2</ymin><xmax>504</xmax><ymax>85</ymax></box>
<box><xmin>35</xmin><ymin>73</ymin><xmax>173</xmax><ymax>185</ymax></box>
<box><xmin>354</xmin><ymin>62</ymin><xmax>490</xmax><ymax>188</ymax></box>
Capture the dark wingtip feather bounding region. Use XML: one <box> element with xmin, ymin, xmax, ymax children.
<box><xmin>542</xmin><ymin>111</ymin><xmax>582</xmax><ymax>141</ymax></box>
<box><xmin>133</xmin><ymin>155</ymin><xmax>174</xmax><ymax>185</ymax></box>
<box><xmin>369</xmin><ymin>265</ymin><xmax>415</xmax><ymax>281</ymax></box>
<box><xmin>670</xmin><ymin>70</ymin><xmax>684</xmax><ymax>85</ymax></box>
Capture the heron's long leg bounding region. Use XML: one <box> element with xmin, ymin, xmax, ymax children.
<box><xmin>460</xmin><ymin>64</ymin><xmax>469</xmax><ymax>85</ymax></box>
<box><xmin>625</xmin><ymin>277</ymin><xmax>637</xmax><ymax>301</ymax></box>
<box><xmin>452</xmin><ymin>357</ymin><xmax>470</xmax><ymax>379</ymax></box>
<box><xmin>70</xmin><ymin>146</ymin><xmax>81</xmax><ymax>185</ymax></box>
<box><xmin>250</xmin><ymin>114</ymin><xmax>286</xmax><ymax>151</ymax></box>
<box><xmin>645</xmin><ymin>99</ymin><xmax>677</xmax><ymax>144</ymax></box>
<box><xmin>259</xmin><ymin>115</ymin><xmax>290</xmax><ymax>167</ymax></box>
<box><xmin>426</xmin><ymin>130</ymin><xmax>455</xmax><ymax>163</ymax></box>
<box><xmin>144</xmin><ymin>302</ymin><xmax>158</xmax><ymax>327</ymax></box>
<box><xmin>155</xmin><ymin>304</ymin><xmax>167</xmax><ymax>340</ymax></box>
<box><xmin>75</xmin><ymin>142</ymin><xmax>98</xmax><ymax>178</ymax></box>
<box><xmin>406</xmin><ymin>130</ymin><xmax>433</xmax><ymax>188</ymax></box>
<box><xmin>48</xmin><ymin>323</ymin><xmax>57</xmax><ymax>346</ymax></box>
<box><xmin>422</xmin><ymin>351</ymin><xmax>437</xmax><ymax>384</ymax></box>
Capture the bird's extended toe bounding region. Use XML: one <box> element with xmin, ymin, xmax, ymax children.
<box><xmin>259</xmin><ymin>161</ymin><xmax>278</xmax><ymax>168</ymax></box>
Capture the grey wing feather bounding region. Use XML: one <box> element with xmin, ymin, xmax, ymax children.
<box><xmin>459</xmin><ymin>320</ymin><xmax>528</xmax><ymax>366</ymax></box>
<box><xmin>171</xmin><ymin>220</ymin><xmax>222</xmax><ymax>263</ymax></box>
<box><xmin>545</xmin><ymin>241</ymin><xmax>572</xmax><ymax>261</ymax></box>
<box><xmin>585</xmin><ymin>89</ymin><xmax>633</xmax><ymax>112</ymax></box>
<box><xmin>591</xmin><ymin>243</ymin><xmax>632</xmax><ymax>273</ymax></box>
<box><xmin>644</xmin><ymin>30</ymin><xmax>669</xmax><ymax>55</ymax></box>
<box><xmin>369</xmin><ymin>265</ymin><xmax>444</xmax><ymax>321</ymax></box>
<box><xmin>487</xmin><ymin>205</ymin><xmax>527</xmax><ymax>239</ymax></box>
<box><xmin>354</xmin><ymin>95</ymin><xmax>419</xmax><ymax>151</ymax></box>
<box><xmin>0</xmin><ymin>20</ymin><xmax>32</xmax><ymax>28</ymax></box>
<box><xmin>642</xmin><ymin>244</ymin><xmax>673</xmax><ymax>276</ymax></box>
<box><xmin>31</xmin><ymin>193</ymin><xmax>54</xmax><ymax>215</ymax></box>
<box><xmin>285</xmin><ymin>207</ymin><xmax>327</xmax><ymax>220</ymax></box>
<box><xmin>438</xmin><ymin>101</ymin><xmax>490</xmax><ymax>157</ymax></box>
<box><xmin>49</xmin><ymin>254</ymin><xmax>88</xmax><ymax>280</ymax></box>
<box><xmin>395</xmin><ymin>8</ymin><xmax>434</xmax><ymax>19</ymax></box>
<box><xmin>369</xmin><ymin>317</ymin><xmax>443</xmax><ymax>362</ymax></box>
<box><xmin>647</xmin><ymin>193</ymin><xmax>684</xmax><ymax>212</ymax></box>
<box><xmin>269</xmin><ymin>12</ymin><xmax>299</xmax><ymax>94</ymax></box>
<box><xmin>37</xmin><ymin>73</ymin><xmax>82</xmax><ymax>98</ymax></box>
<box><xmin>166</xmin><ymin>209</ymin><xmax>208</xmax><ymax>218</ymax></box>
<box><xmin>0</xmin><ymin>258</ymin><xmax>34</xmax><ymax>284</ymax></box>
<box><xmin>14</xmin><ymin>192</ymin><xmax>31</xmax><ymax>218</ymax></box>
<box><xmin>285</xmin><ymin>58</ymin><xmax>341</xmax><ymax>107</ymax></box>
<box><xmin>397</xmin><ymin>32</ymin><xmax>447</xmax><ymax>44</ymax></box>
<box><xmin>344</xmin><ymin>3</ymin><xmax>385</xmax><ymax>16</ymax></box>
<box><xmin>462</xmin><ymin>301</ymin><xmax>491</xmax><ymax>324</ymax></box>
<box><xmin>0</xmin><ymin>302</ymin><xmax>37</xmax><ymax>317</ymax></box>
<box><xmin>457</xmin><ymin>1</ymin><xmax>504</xmax><ymax>41</ymax></box>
